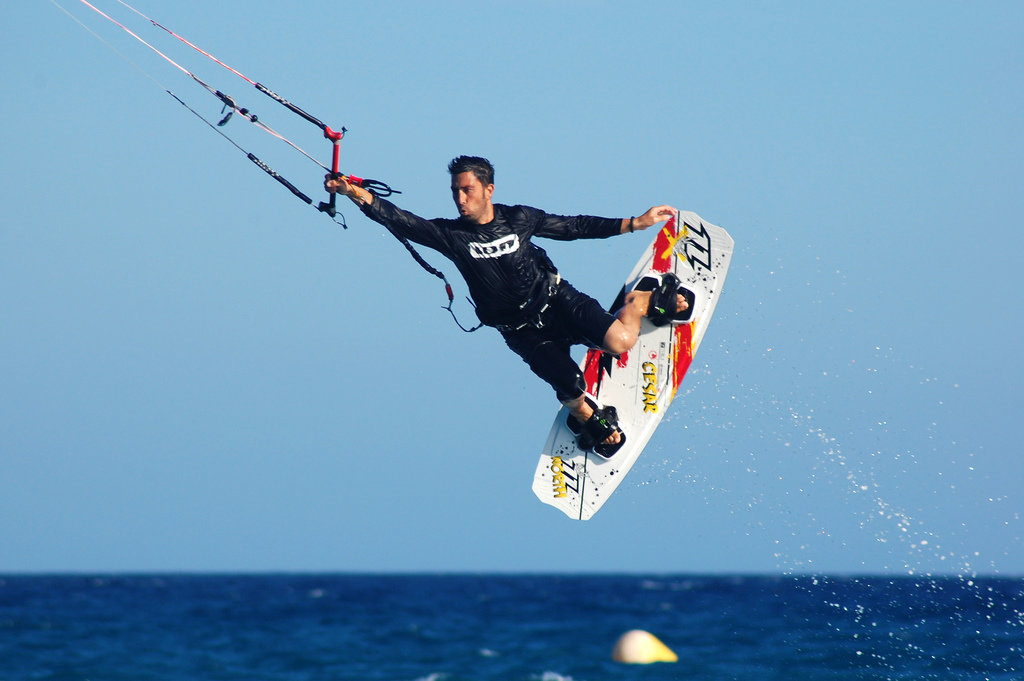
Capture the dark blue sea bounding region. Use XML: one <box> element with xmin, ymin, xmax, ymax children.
<box><xmin>1</xmin><ymin>574</ymin><xmax>1021</xmax><ymax>681</ymax></box>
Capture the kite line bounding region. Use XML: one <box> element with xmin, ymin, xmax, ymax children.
<box><xmin>49</xmin><ymin>0</ymin><xmax>476</xmax><ymax>327</ymax></box>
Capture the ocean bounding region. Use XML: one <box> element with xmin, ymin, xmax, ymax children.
<box><xmin>1</xmin><ymin>574</ymin><xmax>1021</xmax><ymax>680</ymax></box>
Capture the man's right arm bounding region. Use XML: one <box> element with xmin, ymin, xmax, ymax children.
<box><xmin>324</xmin><ymin>175</ymin><xmax>374</xmax><ymax>207</ymax></box>
<box><xmin>325</xmin><ymin>174</ymin><xmax>445</xmax><ymax>249</ymax></box>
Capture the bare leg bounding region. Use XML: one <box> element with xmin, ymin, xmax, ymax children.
<box><xmin>602</xmin><ymin>291</ymin><xmax>689</xmax><ymax>357</ymax></box>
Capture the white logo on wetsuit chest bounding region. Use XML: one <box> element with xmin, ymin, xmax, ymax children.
<box><xmin>468</xmin><ymin>234</ymin><xmax>520</xmax><ymax>259</ymax></box>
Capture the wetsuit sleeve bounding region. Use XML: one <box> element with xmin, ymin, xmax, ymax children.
<box><xmin>360</xmin><ymin>197</ymin><xmax>447</xmax><ymax>250</ymax></box>
<box><xmin>520</xmin><ymin>205</ymin><xmax>622</xmax><ymax>241</ymax></box>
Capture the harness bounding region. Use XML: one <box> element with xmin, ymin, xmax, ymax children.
<box><xmin>496</xmin><ymin>270</ymin><xmax>562</xmax><ymax>334</ymax></box>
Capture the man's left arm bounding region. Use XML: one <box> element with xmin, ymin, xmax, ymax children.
<box><xmin>617</xmin><ymin>205</ymin><xmax>679</xmax><ymax>234</ymax></box>
<box><xmin>534</xmin><ymin>204</ymin><xmax>679</xmax><ymax>240</ymax></box>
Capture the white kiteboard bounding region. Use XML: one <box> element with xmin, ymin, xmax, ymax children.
<box><xmin>532</xmin><ymin>211</ymin><xmax>734</xmax><ymax>520</ymax></box>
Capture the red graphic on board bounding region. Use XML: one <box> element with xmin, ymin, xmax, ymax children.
<box><xmin>583</xmin><ymin>348</ymin><xmax>603</xmax><ymax>395</ymax></box>
<box><xmin>671</xmin><ymin>322</ymin><xmax>695</xmax><ymax>395</ymax></box>
<box><xmin>651</xmin><ymin>215</ymin><xmax>678</xmax><ymax>273</ymax></box>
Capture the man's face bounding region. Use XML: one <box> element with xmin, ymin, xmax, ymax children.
<box><xmin>451</xmin><ymin>171</ymin><xmax>494</xmax><ymax>224</ymax></box>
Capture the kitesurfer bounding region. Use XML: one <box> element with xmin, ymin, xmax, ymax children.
<box><xmin>325</xmin><ymin>156</ymin><xmax>687</xmax><ymax>455</ymax></box>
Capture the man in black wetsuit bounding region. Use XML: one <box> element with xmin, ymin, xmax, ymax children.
<box><xmin>326</xmin><ymin>156</ymin><xmax>685</xmax><ymax>454</ymax></box>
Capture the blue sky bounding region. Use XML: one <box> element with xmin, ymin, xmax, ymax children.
<box><xmin>2</xmin><ymin>1</ymin><xmax>1021</xmax><ymax>574</ymax></box>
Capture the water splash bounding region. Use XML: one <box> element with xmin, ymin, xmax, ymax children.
<box><xmin>644</xmin><ymin>341</ymin><xmax>1018</xmax><ymax>578</ymax></box>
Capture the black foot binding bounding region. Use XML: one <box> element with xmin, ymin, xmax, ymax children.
<box><xmin>637</xmin><ymin>272</ymin><xmax>695</xmax><ymax>326</ymax></box>
<box><xmin>567</xmin><ymin>399</ymin><xmax>627</xmax><ymax>458</ymax></box>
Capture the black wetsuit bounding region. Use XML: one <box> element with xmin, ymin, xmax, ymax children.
<box><xmin>361</xmin><ymin>198</ymin><xmax>622</xmax><ymax>400</ymax></box>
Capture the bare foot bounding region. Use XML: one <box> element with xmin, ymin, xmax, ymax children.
<box><xmin>633</xmin><ymin>290</ymin><xmax>690</xmax><ymax>315</ymax></box>
<box><xmin>566</xmin><ymin>397</ymin><xmax>622</xmax><ymax>446</ymax></box>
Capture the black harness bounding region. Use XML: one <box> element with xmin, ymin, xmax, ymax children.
<box><xmin>496</xmin><ymin>270</ymin><xmax>562</xmax><ymax>334</ymax></box>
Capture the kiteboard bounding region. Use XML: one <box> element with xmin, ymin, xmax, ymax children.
<box><xmin>531</xmin><ymin>211</ymin><xmax>734</xmax><ymax>520</ymax></box>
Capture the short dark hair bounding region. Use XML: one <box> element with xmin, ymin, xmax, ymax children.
<box><xmin>448</xmin><ymin>155</ymin><xmax>494</xmax><ymax>187</ymax></box>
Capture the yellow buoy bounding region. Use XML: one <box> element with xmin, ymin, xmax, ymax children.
<box><xmin>611</xmin><ymin>629</ymin><xmax>678</xmax><ymax>664</ymax></box>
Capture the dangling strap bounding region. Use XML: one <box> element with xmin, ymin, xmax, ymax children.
<box><xmin>375</xmin><ymin>222</ymin><xmax>482</xmax><ymax>333</ymax></box>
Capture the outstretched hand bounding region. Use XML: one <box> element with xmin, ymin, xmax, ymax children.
<box><xmin>324</xmin><ymin>173</ymin><xmax>373</xmax><ymax>206</ymax></box>
<box><xmin>324</xmin><ymin>174</ymin><xmax>352</xmax><ymax>195</ymax></box>
<box><xmin>632</xmin><ymin>205</ymin><xmax>679</xmax><ymax>231</ymax></box>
